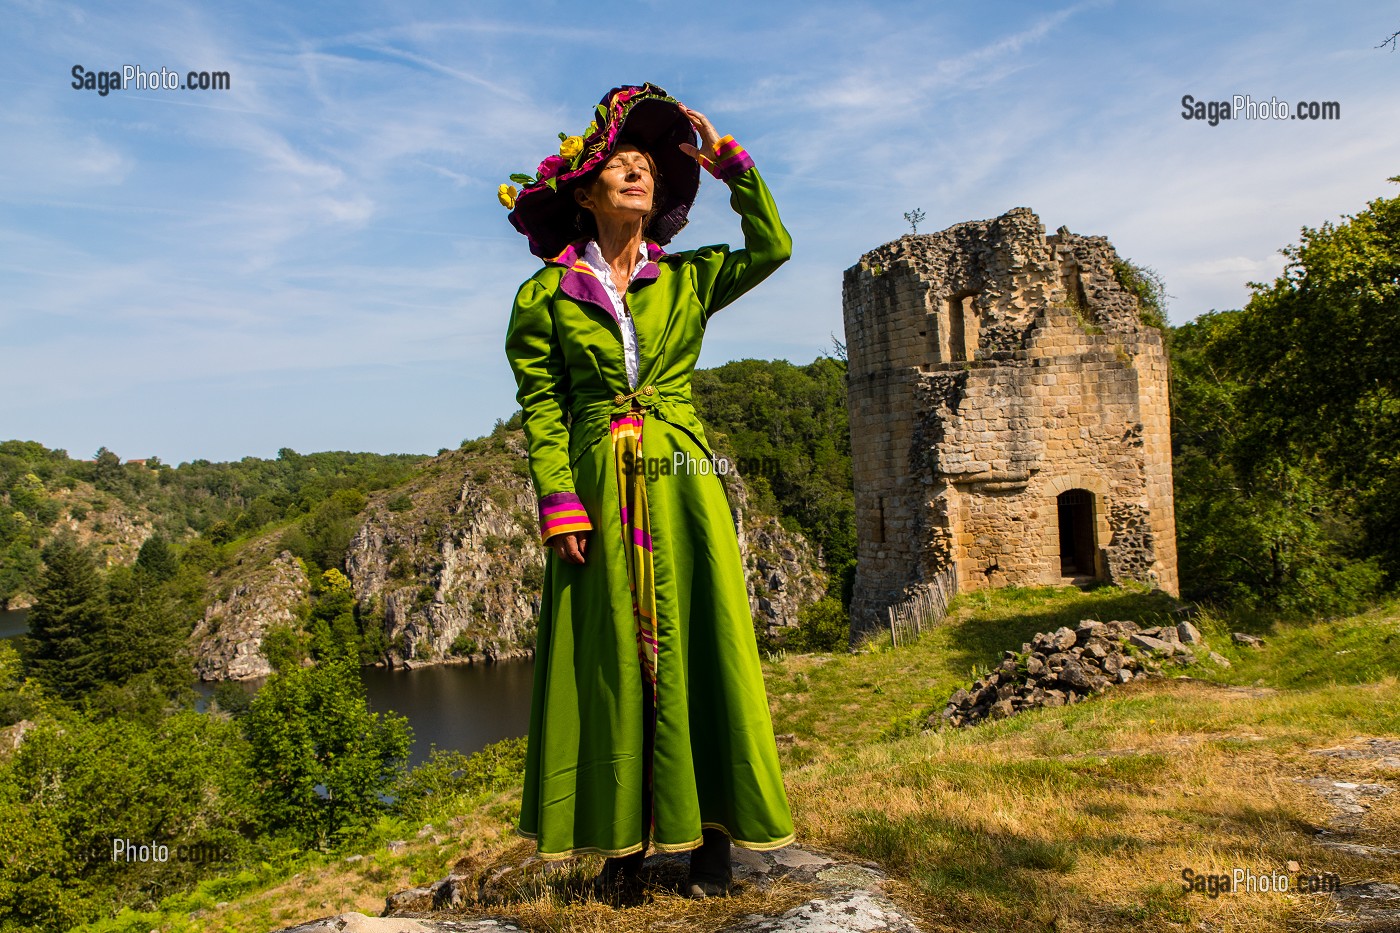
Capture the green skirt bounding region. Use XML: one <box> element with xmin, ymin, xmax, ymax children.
<box><xmin>516</xmin><ymin>404</ymin><xmax>795</xmax><ymax>858</ymax></box>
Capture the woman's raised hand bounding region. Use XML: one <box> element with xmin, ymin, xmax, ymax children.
<box><xmin>677</xmin><ymin>104</ymin><xmax>722</xmax><ymax>163</ymax></box>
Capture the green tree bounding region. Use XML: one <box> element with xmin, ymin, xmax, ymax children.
<box><xmin>240</xmin><ymin>658</ymin><xmax>411</xmax><ymax>847</ymax></box>
<box><xmin>692</xmin><ymin>356</ymin><xmax>854</xmax><ymax>601</ymax></box>
<box><xmin>206</xmin><ymin>519</ymin><xmax>234</xmax><ymax>545</ymax></box>
<box><xmin>179</xmin><ymin>536</ymin><xmax>219</xmax><ymax>573</ymax></box>
<box><xmin>1169</xmin><ymin>304</ymin><xmax>1385</xmax><ymax>612</ymax></box>
<box><xmin>391</xmin><ymin>737</ymin><xmax>526</xmax><ymax>823</ymax></box>
<box><xmin>134</xmin><ymin>532</ymin><xmax>179</xmax><ymax>583</ymax></box>
<box><xmin>788</xmin><ymin>596</ymin><xmax>850</xmax><ymax>652</ymax></box>
<box><xmin>1220</xmin><ymin>180</ymin><xmax>1400</xmax><ymax>582</ymax></box>
<box><xmin>95</xmin><ymin>564</ymin><xmax>196</xmax><ymax>718</ymax></box>
<box><xmin>0</xmin><ymin>640</ymin><xmax>45</xmax><ymax>726</ymax></box>
<box><xmin>10</xmin><ymin>472</ymin><xmax>61</xmax><ymax>525</ymax></box>
<box><xmin>280</xmin><ymin>489</ymin><xmax>368</xmax><ymax>573</ymax></box>
<box><xmin>20</xmin><ymin>533</ymin><xmax>109</xmax><ymax>700</ymax></box>
<box><xmin>261</xmin><ymin>621</ymin><xmax>309</xmax><ymax>675</ymax></box>
<box><xmin>92</xmin><ymin>446</ymin><xmax>124</xmax><ymax>493</ymax></box>
<box><xmin>0</xmin><ymin>536</ymin><xmax>42</xmax><ymax>610</ymax></box>
<box><xmin>210</xmin><ymin>680</ymin><xmax>254</xmax><ymax>718</ymax></box>
<box><xmin>307</xmin><ymin>568</ymin><xmax>360</xmax><ymax>662</ymax></box>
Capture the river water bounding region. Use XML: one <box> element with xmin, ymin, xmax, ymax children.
<box><xmin>0</xmin><ymin>608</ymin><xmax>534</xmax><ymax>768</ymax></box>
<box><xmin>0</xmin><ymin>608</ymin><xmax>26</xmax><ymax>641</ymax></box>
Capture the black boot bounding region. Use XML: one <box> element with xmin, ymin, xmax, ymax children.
<box><xmin>592</xmin><ymin>848</ymin><xmax>645</xmax><ymax>903</ymax></box>
<box><xmin>685</xmin><ymin>828</ymin><xmax>732</xmax><ymax>898</ymax></box>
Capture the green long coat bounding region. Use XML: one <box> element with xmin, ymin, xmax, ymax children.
<box><xmin>504</xmin><ymin>145</ymin><xmax>796</xmax><ymax>859</ymax></box>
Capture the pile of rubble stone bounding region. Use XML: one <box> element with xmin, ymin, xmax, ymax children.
<box><xmin>934</xmin><ymin>618</ymin><xmax>1236</xmax><ymax>729</ymax></box>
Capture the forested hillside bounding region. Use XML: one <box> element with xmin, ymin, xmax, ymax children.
<box><xmin>0</xmin><ymin>444</ymin><xmax>428</xmax><ymax>610</ymax></box>
<box><xmin>4</xmin><ymin>181</ymin><xmax>1398</xmax><ymax>648</ymax></box>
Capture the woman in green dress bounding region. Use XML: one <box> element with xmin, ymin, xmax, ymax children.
<box><xmin>501</xmin><ymin>84</ymin><xmax>794</xmax><ymax>900</ymax></box>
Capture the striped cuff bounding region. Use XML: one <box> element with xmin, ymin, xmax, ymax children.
<box><xmin>539</xmin><ymin>491</ymin><xmax>592</xmax><ymax>544</ymax></box>
<box><xmin>698</xmin><ymin>135</ymin><xmax>755</xmax><ymax>182</ymax></box>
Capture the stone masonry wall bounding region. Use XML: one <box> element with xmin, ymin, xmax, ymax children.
<box><xmin>843</xmin><ymin>208</ymin><xmax>1179</xmax><ymax>636</ymax></box>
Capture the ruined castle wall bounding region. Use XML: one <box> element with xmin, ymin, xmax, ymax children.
<box><xmin>844</xmin><ymin>209</ymin><xmax>1179</xmax><ymax>636</ymax></box>
<box><xmin>1136</xmin><ymin>334</ymin><xmax>1180</xmax><ymax>595</ymax></box>
<box><xmin>843</xmin><ymin>258</ymin><xmax>930</xmax><ymax>619</ymax></box>
<box><xmin>932</xmin><ymin>305</ymin><xmax>1163</xmax><ymax>591</ymax></box>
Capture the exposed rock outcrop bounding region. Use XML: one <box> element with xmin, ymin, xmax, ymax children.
<box><xmin>1300</xmin><ymin>739</ymin><xmax>1400</xmax><ymax>929</ymax></box>
<box><xmin>345</xmin><ymin>434</ymin><xmax>543</xmax><ymax>668</ymax></box>
<box><xmin>190</xmin><ymin>550</ymin><xmax>310</xmax><ymax>681</ymax></box>
<box><xmin>0</xmin><ymin>720</ymin><xmax>35</xmax><ymax>756</ymax></box>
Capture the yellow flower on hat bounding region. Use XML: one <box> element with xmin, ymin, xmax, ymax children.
<box><xmin>559</xmin><ymin>135</ymin><xmax>584</xmax><ymax>160</ymax></box>
<box><xmin>498</xmin><ymin>183</ymin><xmax>518</xmax><ymax>209</ymax></box>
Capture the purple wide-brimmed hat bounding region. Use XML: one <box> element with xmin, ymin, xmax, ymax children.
<box><xmin>501</xmin><ymin>83</ymin><xmax>700</xmax><ymax>260</ymax></box>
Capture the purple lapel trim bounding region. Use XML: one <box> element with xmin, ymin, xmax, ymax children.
<box><xmin>559</xmin><ymin>262</ymin><xmax>617</xmax><ymax>322</ymax></box>
<box><xmin>549</xmin><ymin>240</ymin><xmax>666</xmax><ymax>322</ymax></box>
<box><xmin>634</xmin><ymin>240</ymin><xmax>663</xmax><ymax>286</ymax></box>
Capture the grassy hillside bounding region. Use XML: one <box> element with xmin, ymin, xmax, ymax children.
<box><xmin>82</xmin><ymin>584</ymin><xmax>1400</xmax><ymax>933</ymax></box>
<box><xmin>775</xmin><ymin>587</ymin><xmax>1399</xmax><ymax>931</ymax></box>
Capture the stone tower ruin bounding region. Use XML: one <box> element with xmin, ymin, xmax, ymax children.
<box><xmin>842</xmin><ymin>207</ymin><xmax>1179</xmax><ymax>636</ymax></box>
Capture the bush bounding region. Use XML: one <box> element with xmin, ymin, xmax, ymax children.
<box><xmin>391</xmin><ymin>738</ymin><xmax>526</xmax><ymax>822</ymax></box>
<box><xmin>0</xmin><ymin>640</ymin><xmax>44</xmax><ymax>726</ymax></box>
<box><xmin>240</xmin><ymin>658</ymin><xmax>411</xmax><ymax>848</ymax></box>
<box><xmin>260</xmin><ymin>622</ymin><xmax>307</xmax><ymax>675</ymax></box>
<box><xmin>790</xmin><ymin>597</ymin><xmax>850</xmax><ymax>653</ymax></box>
<box><xmin>210</xmin><ymin>680</ymin><xmax>254</xmax><ymax>718</ymax></box>
<box><xmin>0</xmin><ymin>709</ymin><xmax>257</xmax><ymax>929</ymax></box>
<box><xmin>307</xmin><ymin>569</ymin><xmax>359</xmax><ymax>662</ymax></box>
<box><xmin>179</xmin><ymin>537</ymin><xmax>219</xmax><ymax>573</ymax></box>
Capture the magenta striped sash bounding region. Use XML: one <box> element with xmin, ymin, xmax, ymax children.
<box><xmin>609</xmin><ymin>407</ymin><xmax>658</xmax><ymax>702</ymax></box>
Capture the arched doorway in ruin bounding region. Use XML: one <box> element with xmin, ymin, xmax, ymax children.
<box><xmin>1057</xmin><ymin>488</ymin><xmax>1099</xmax><ymax>578</ymax></box>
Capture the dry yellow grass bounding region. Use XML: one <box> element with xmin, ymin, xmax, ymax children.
<box><xmin>148</xmin><ymin>587</ymin><xmax>1400</xmax><ymax>933</ymax></box>
<box><xmin>782</xmin><ymin>677</ymin><xmax>1399</xmax><ymax>932</ymax></box>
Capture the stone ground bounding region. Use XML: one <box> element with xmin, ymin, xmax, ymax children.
<box><xmin>1299</xmin><ymin>738</ymin><xmax>1400</xmax><ymax>931</ymax></box>
<box><xmin>270</xmin><ymin>844</ymin><xmax>924</xmax><ymax>933</ymax></box>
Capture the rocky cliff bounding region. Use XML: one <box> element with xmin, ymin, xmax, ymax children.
<box><xmin>191</xmin><ymin>426</ymin><xmax>826</xmax><ymax>681</ymax></box>
<box><xmin>344</xmin><ymin>430</ymin><xmax>544</xmax><ymax>669</ymax></box>
<box><xmin>190</xmin><ymin>549</ymin><xmax>310</xmax><ymax>681</ymax></box>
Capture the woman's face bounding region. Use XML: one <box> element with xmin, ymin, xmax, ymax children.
<box><xmin>575</xmin><ymin>144</ymin><xmax>655</xmax><ymax>229</ymax></box>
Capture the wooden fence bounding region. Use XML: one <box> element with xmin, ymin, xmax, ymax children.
<box><xmin>887</xmin><ymin>565</ymin><xmax>959</xmax><ymax>648</ymax></box>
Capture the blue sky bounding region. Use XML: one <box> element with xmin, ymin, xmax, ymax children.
<box><xmin>3</xmin><ymin>0</ymin><xmax>1395</xmax><ymax>465</ymax></box>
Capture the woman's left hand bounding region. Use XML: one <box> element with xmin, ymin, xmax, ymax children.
<box><xmin>678</xmin><ymin>104</ymin><xmax>722</xmax><ymax>163</ymax></box>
